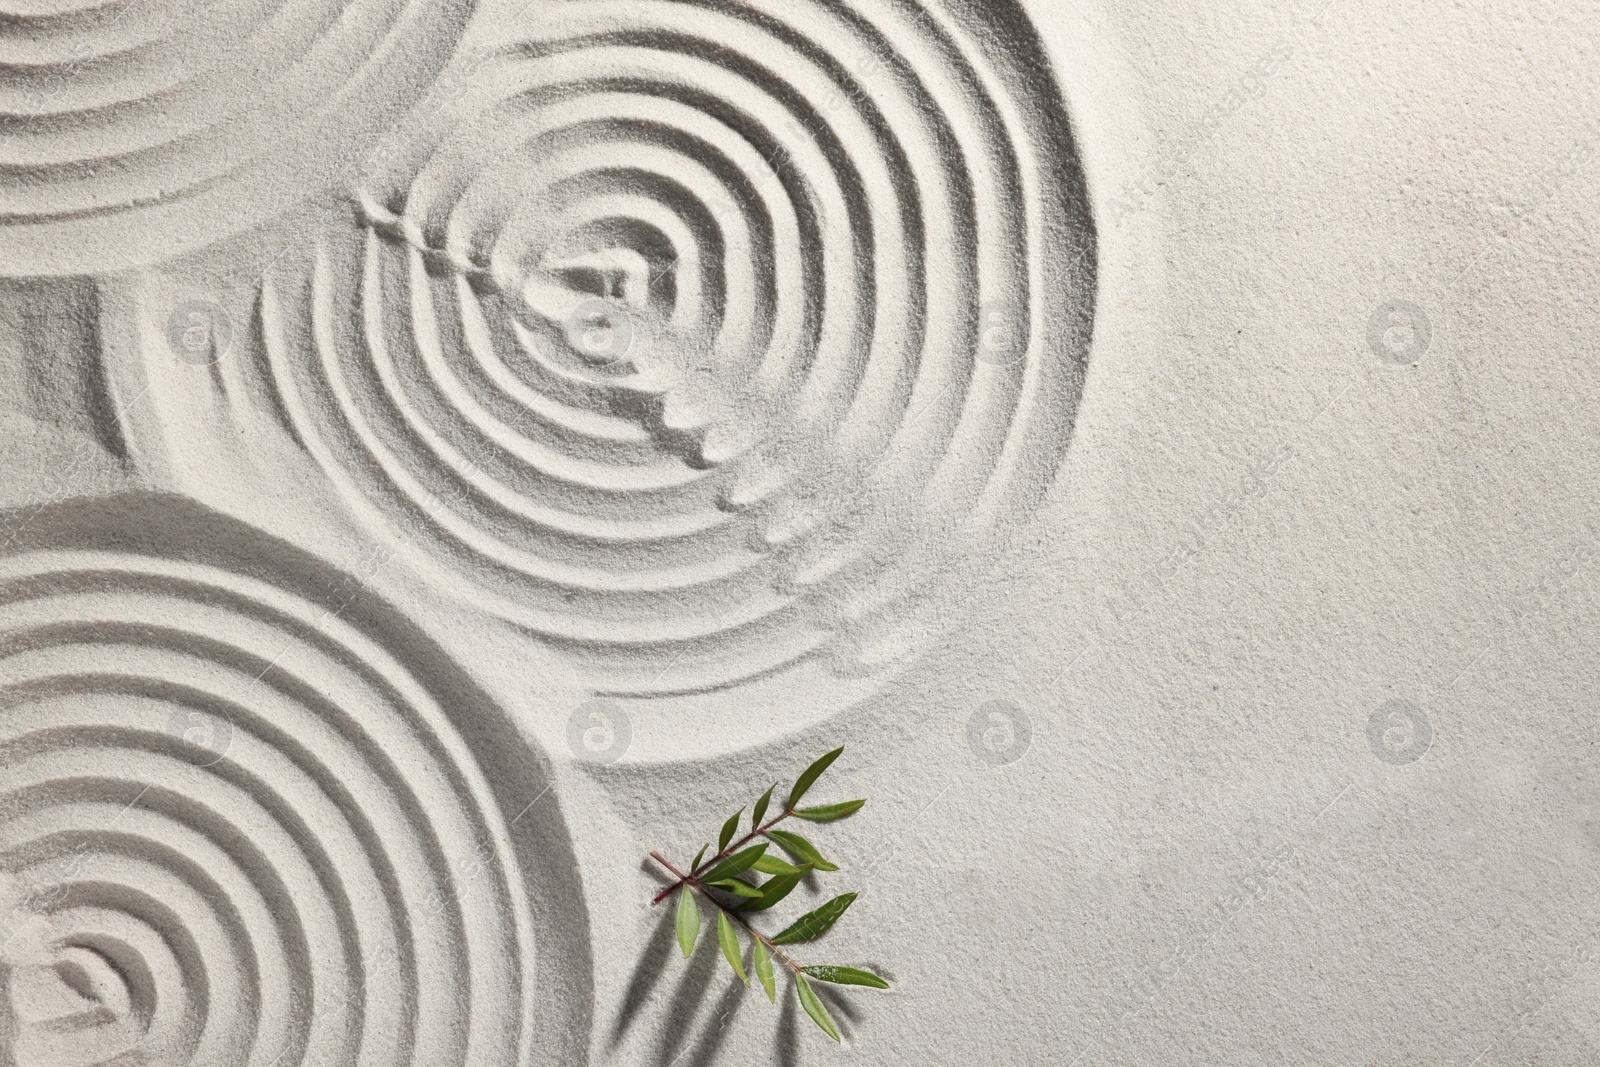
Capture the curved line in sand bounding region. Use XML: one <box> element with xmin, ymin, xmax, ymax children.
<box><xmin>246</xmin><ymin>0</ymin><xmax>1092</xmax><ymax>696</ymax></box>
<box><xmin>0</xmin><ymin>527</ymin><xmax>557</xmax><ymax>1066</ymax></box>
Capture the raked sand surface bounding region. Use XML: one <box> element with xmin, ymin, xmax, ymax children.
<box><xmin>2</xmin><ymin>0</ymin><xmax>1599</xmax><ymax>1064</ymax></box>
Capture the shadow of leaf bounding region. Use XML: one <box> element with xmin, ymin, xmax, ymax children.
<box><xmin>774</xmin><ymin>974</ymin><xmax>801</xmax><ymax>1067</ymax></box>
<box><xmin>655</xmin><ymin>930</ymin><xmax>720</xmax><ymax>1067</ymax></box>
<box><xmin>610</xmin><ymin>902</ymin><xmax>678</xmax><ymax>1048</ymax></box>
<box><xmin>812</xmin><ymin>982</ymin><xmax>861</xmax><ymax>1043</ymax></box>
<box><xmin>675</xmin><ymin>974</ymin><xmax>747</xmax><ymax>1066</ymax></box>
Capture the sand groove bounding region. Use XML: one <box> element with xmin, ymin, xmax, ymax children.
<box><xmin>256</xmin><ymin>0</ymin><xmax>1094</xmax><ymax>694</ymax></box>
<box><xmin>0</xmin><ymin>545</ymin><xmax>541</xmax><ymax>1066</ymax></box>
<box><xmin>0</xmin><ymin>0</ymin><xmax>478</xmax><ymax>273</ymax></box>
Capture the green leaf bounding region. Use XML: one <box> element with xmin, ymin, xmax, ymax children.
<box><xmin>675</xmin><ymin>885</ymin><xmax>700</xmax><ymax>958</ymax></box>
<box><xmin>708</xmin><ymin>879</ymin><xmax>763</xmax><ymax>899</ymax></box>
<box><xmin>753</xmin><ymin>938</ymin><xmax>776</xmax><ymax>1002</ymax></box>
<box><xmin>795</xmin><ymin>972</ymin><xmax>841</xmax><ymax>1042</ymax></box>
<box><xmin>771</xmin><ymin>893</ymin><xmax>857</xmax><ymax>945</ymax></box>
<box><xmin>764</xmin><ymin>829</ymin><xmax>839</xmax><ymax>872</ymax></box>
<box><xmin>716</xmin><ymin>911</ymin><xmax>748</xmax><ymax>985</ymax></box>
<box><xmin>752</xmin><ymin>854</ymin><xmax>805</xmax><ymax>876</ymax></box>
<box><xmin>719</xmin><ymin>809</ymin><xmax>742</xmax><ymax>853</ymax></box>
<box><xmin>752</xmin><ymin>782</ymin><xmax>776</xmax><ymax>830</ymax></box>
<box><xmin>787</xmin><ymin>746</ymin><xmax>844</xmax><ymax>811</ymax></box>
<box><xmin>793</xmin><ymin>800</ymin><xmax>866</xmax><ymax>823</ymax></box>
<box><xmin>803</xmin><ymin>965</ymin><xmax>889</xmax><ymax>989</ymax></box>
<box><xmin>738</xmin><ymin>867</ymin><xmax>809</xmax><ymax>912</ymax></box>
<box><xmin>700</xmin><ymin>843</ymin><xmax>767</xmax><ymax>883</ymax></box>
<box><xmin>690</xmin><ymin>843</ymin><xmax>709</xmax><ymax>871</ymax></box>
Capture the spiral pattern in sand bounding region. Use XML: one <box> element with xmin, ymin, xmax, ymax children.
<box><xmin>260</xmin><ymin>0</ymin><xmax>1094</xmax><ymax>694</ymax></box>
<box><xmin>0</xmin><ymin>549</ymin><xmax>536</xmax><ymax>1066</ymax></box>
<box><xmin>0</xmin><ymin>0</ymin><xmax>477</xmax><ymax>273</ymax></box>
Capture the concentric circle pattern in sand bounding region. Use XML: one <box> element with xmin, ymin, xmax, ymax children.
<box><xmin>0</xmin><ymin>0</ymin><xmax>477</xmax><ymax>273</ymax></box>
<box><xmin>0</xmin><ymin>550</ymin><xmax>537</xmax><ymax>1065</ymax></box>
<box><xmin>261</xmin><ymin>0</ymin><xmax>1094</xmax><ymax>695</ymax></box>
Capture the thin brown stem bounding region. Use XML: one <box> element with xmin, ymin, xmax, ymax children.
<box><xmin>647</xmin><ymin>850</ymin><xmax>804</xmax><ymax>974</ymax></box>
<box><xmin>649</xmin><ymin>807</ymin><xmax>796</xmax><ymax>905</ymax></box>
<box><xmin>649</xmin><ymin>850</ymin><xmax>691</xmax><ymax>883</ymax></box>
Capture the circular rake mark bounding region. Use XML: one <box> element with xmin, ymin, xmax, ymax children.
<box><xmin>249</xmin><ymin>0</ymin><xmax>1095</xmax><ymax>696</ymax></box>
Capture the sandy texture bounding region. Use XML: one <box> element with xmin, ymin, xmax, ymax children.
<box><xmin>3</xmin><ymin>0</ymin><xmax>1600</xmax><ymax>1064</ymax></box>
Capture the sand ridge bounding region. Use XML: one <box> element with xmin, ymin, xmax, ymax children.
<box><xmin>240</xmin><ymin>0</ymin><xmax>1095</xmax><ymax>696</ymax></box>
<box><xmin>0</xmin><ymin>0</ymin><xmax>1089</xmax><ymax>1062</ymax></box>
<box><xmin>0</xmin><ymin>498</ymin><xmax>573</xmax><ymax>1064</ymax></box>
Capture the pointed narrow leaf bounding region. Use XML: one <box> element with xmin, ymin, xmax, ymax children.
<box><xmin>700</xmin><ymin>843</ymin><xmax>767</xmax><ymax>883</ymax></box>
<box><xmin>764</xmin><ymin>829</ymin><xmax>838</xmax><ymax>872</ymax></box>
<box><xmin>737</xmin><ymin>867</ymin><xmax>809</xmax><ymax>912</ymax></box>
<box><xmin>753</xmin><ymin>938</ymin><xmax>776</xmax><ymax>1002</ymax></box>
<box><xmin>771</xmin><ymin>892</ymin><xmax>856</xmax><ymax>945</ymax></box>
<box><xmin>752</xmin><ymin>854</ymin><xmax>805</xmax><ymax>876</ymax></box>
<box><xmin>795</xmin><ymin>972</ymin><xmax>841</xmax><ymax>1042</ymax></box>
<box><xmin>690</xmin><ymin>843</ymin><xmax>709</xmax><ymax>871</ymax></box>
<box><xmin>752</xmin><ymin>783</ymin><xmax>776</xmax><ymax>830</ymax></box>
<box><xmin>708</xmin><ymin>879</ymin><xmax>763</xmax><ymax>899</ymax></box>
<box><xmin>719</xmin><ymin>810</ymin><xmax>742</xmax><ymax>853</ymax></box>
<box><xmin>793</xmin><ymin>800</ymin><xmax>866</xmax><ymax>823</ymax></box>
<box><xmin>716</xmin><ymin>912</ymin><xmax>748</xmax><ymax>985</ymax></box>
<box><xmin>675</xmin><ymin>885</ymin><xmax>700</xmax><ymax>957</ymax></box>
<box><xmin>787</xmin><ymin>746</ymin><xmax>844</xmax><ymax>811</ymax></box>
<box><xmin>803</xmin><ymin>965</ymin><xmax>889</xmax><ymax>989</ymax></box>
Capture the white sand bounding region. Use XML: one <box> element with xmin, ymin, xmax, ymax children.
<box><xmin>2</xmin><ymin>0</ymin><xmax>1598</xmax><ymax>1063</ymax></box>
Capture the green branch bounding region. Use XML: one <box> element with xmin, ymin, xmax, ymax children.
<box><xmin>645</xmin><ymin>746</ymin><xmax>889</xmax><ymax>1043</ymax></box>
